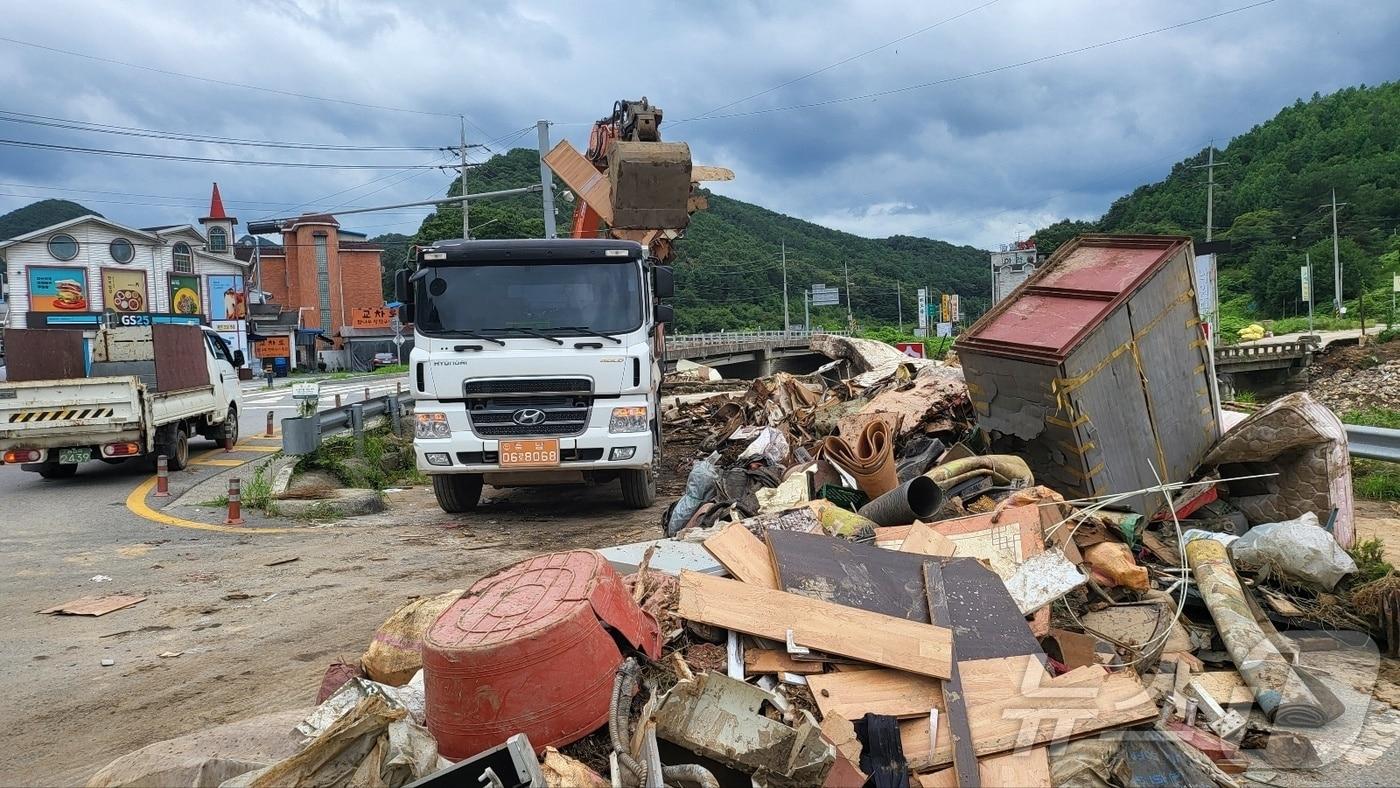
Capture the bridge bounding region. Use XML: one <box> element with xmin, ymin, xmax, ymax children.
<box><xmin>664</xmin><ymin>331</ymin><xmax>843</xmax><ymax>375</ymax></box>
<box><xmin>1212</xmin><ymin>340</ymin><xmax>1317</xmax><ymax>396</ymax></box>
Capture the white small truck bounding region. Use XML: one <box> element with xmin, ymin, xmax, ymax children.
<box><xmin>0</xmin><ymin>324</ymin><xmax>244</xmax><ymax>478</ymax></box>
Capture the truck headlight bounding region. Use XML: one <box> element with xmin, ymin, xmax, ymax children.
<box><xmin>415</xmin><ymin>412</ymin><xmax>451</xmax><ymax>439</ymax></box>
<box><xmin>609</xmin><ymin>406</ymin><xmax>648</xmax><ymax>434</ymax></box>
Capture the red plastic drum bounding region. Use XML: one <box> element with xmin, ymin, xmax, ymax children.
<box><xmin>423</xmin><ymin>550</ymin><xmax>660</xmax><ymax>760</ymax></box>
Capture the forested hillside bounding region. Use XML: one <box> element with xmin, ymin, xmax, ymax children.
<box><xmin>0</xmin><ymin>199</ymin><xmax>97</xmax><ymax>275</ymax></box>
<box><xmin>1035</xmin><ymin>83</ymin><xmax>1400</xmax><ymax>328</ymax></box>
<box><xmin>383</xmin><ymin>148</ymin><xmax>989</xmax><ymax>333</ymax></box>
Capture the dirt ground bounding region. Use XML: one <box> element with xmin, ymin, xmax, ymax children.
<box><xmin>1357</xmin><ymin>499</ymin><xmax>1400</xmax><ymax>564</ymax></box>
<box><xmin>3</xmin><ymin>482</ymin><xmax>664</xmax><ymax>786</ymax></box>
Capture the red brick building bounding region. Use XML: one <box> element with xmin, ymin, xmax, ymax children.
<box><xmin>236</xmin><ymin>212</ymin><xmax>390</xmax><ymax>372</ymax></box>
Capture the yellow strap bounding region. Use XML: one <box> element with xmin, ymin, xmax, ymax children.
<box><xmin>1046</xmin><ymin>414</ymin><xmax>1089</xmax><ymax>429</ymax></box>
<box><xmin>1061</xmin><ymin>462</ymin><xmax>1106</xmax><ymax>481</ymax></box>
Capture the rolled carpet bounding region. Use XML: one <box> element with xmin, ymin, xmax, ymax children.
<box><xmin>821</xmin><ymin>418</ymin><xmax>898</xmax><ymax>499</ymax></box>
<box><xmin>1186</xmin><ymin>538</ymin><xmax>1328</xmax><ymax>727</ymax></box>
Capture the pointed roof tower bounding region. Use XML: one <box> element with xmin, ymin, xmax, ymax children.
<box><xmin>199</xmin><ymin>182</ymin><xmax>237</xmax><ymax>226</ymax></box>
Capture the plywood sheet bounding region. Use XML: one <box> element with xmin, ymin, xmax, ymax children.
<box><xmin>4</xmin><ymin>329</ymin><xmax>85</xmax><ymax>381</ymax></box>
<box><xmin>40</xmin><ymin>594</ymin><xmax>146</xmax><ymax>616</ymax></box>
<box><xmin>744</xmin><ymin>649</ymin><xmax>823</xmax><ymax>675</ymax></box>
<box><xmin>807</xmin><ymin>669</ymin><xmax>943</xmax><ymax>720</ymax></box>
<box><xmin>702</xmin><ymin>522</ymin><xmax>777</xmax><ymax>588</ymax></box>
<box><xmin>899</xmin><ymin>522</ymin><xmax>956</xmax><ymax>557</ymax></box>
<box><xmin>677</xmin><ymin>571</ymin><xmax>953</xmax><ymax>679</ymax></box>
<box><xmin>768</xmin><ymin>529</ymin><xmax>928</xmax><ymax>621</ymax></box>
<box><xmin>544</xmin><ymin>140</ymin><xmax>614</xmax><ymax>225</ymax></box>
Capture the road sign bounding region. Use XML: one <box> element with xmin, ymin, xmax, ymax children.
<box><xmin>811</xmin><ymin>283</ymin><xmax>840</xmax><ymax>306</ymax></box>
<box><xmin>393</xmin><ymin>333</ymin><xmax>405</xmax><ymax>347</ymax></box>
<box><xmin>1300</xmin><ymin>265</ymin><xmax>1311</xmax><ymax>301</ymax></box>
<box><xmin>1393</xmin><ymin>273</ymin><xmax>1399</xmax><ymax>292</ymax></box>
<box><xmin>948</xmin><ymin>294</ymin><xmax>961</xmax><ymax>323</ymax></box>
<box><xmin>292</xmin><ymin>382</ymin><xmax>321</xmax><ymax>399</ymax></box>
<box><xmin>936</xmin><ymin>322</ymin><xmax>953</xmax><ymax>338</ymax></box>
<box><xmin>917</xmin><ymin>288</ymin><xmax>928</xmax><ymax>331</ymax></box>
<box><xmin>894</xmin><ymin>342</ymin><xmax>925</xmax><ymax>359</ymax></box>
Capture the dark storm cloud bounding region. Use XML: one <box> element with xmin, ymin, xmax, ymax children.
<box><xmin>0</xmin><ymin>0</ymin><xmax>1396</xmax><ymax>247</ymax></box>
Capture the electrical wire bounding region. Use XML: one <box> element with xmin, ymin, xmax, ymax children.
<box><xmin>0</xmin><ymin>137</ymin><xmax>445</xmax><ymax>169</ymax></box>
<box><xmin>0</xmin><ymin>109</ymin><xmax>444</xmax><ymax>151</ymax></box>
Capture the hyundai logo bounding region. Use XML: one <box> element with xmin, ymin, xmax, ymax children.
<box><xmin>512</xmin><ymin>408</ymin><xmax>547</xmax><ymax>426</ymax></box>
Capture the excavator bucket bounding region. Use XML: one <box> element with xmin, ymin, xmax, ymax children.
<box><xmin>606</xmin><ymin>140</ymin><xmax>693</xmax><ymax>230</ymax></box>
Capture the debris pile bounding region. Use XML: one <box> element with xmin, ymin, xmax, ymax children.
<box><xmin>85</xmin><ymin>236</ymin><xmax>1390</xmax><ymax>787</ymax></box>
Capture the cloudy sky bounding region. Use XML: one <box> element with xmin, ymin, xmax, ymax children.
<box><xmin>0</xmin><ymin>0</ymin><xmax>1395</xmax><ymax>250</ymax></box>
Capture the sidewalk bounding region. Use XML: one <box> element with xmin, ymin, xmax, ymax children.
<box><xmin>125</xmin><ymin>434</ymin><xmax>301</xmax><ymax>533</ymax></box>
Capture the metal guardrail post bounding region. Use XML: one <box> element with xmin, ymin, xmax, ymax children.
<box><xmin>349</xmin><ymin>404</ymin><xmax>365</xmax><ymax>456</ymax></box>
<box><xmin>387</xmin><ymin>395</ymin><xmax>402</xmax><ymax>436</ymax></box>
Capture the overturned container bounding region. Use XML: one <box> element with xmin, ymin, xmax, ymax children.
<box><xmin>422</xmin><ymin>550</ymin><xmax>661</xmax><ymax>760</ymax></box>
<box><xmin>957</xmin><ymin>236</ymin><xmax>1220</xmax><ymax>513</ymax></box>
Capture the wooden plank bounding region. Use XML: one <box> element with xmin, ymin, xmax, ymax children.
<box><xmin>807</xmin><ymin>669</ymin><xmax>943</xmax><ymax>720</ymax></box>
<box><xmin>900</xmin><ymin>522</ymin><xmax>956</xmax><ymax>557</ymax></box>
<box><xmin>543</xmin><ymin>140</ymin><xmax>613</xmax><ymax>224</ymax></box>
<box><xmin>768</xmin><ymin>529</ymin><xmax>929</xmax><ymax>621</ymax></box>
<box><xmin>938</xmin><ymin>557</ymin><xmax>1042</xmax><ymax>662</ymax></box>
<box><xmin>744</xmin><ymin>649</ymin><xmax>823</xmax><ymax>675</ymax></box>
<box><xmin>677</xmin><ymin>571</ymin><xmax>953</xmax><ymax>679</ymax></box>
<box><xmin>900</xmin><ymin>667</ymin><xmax>1157</xmax><ymax>770</ymax></box>
<box><xmin>702</xmin><ymin>522</ymin><xmax>778</xmax><ymax>588</ymax></box>
<box><xmin>39</xmin><ymin>594</ymin><xmax>146</xmax><ymax>616</ymax></box>
<box><xmin>978</xmin><ymin>749</ymin><xmax>1051</xmax><ymax>787</ymax></box>
<box><xmin>924</xmin><ymin>562</ymin><xmax>978</xmax><ymax>787</ymax></box>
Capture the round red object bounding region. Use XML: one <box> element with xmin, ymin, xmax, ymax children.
<box><xmin>423</xmin><ymin>550</ymin><xmax>659</xmax><ymax>760</ymax></box>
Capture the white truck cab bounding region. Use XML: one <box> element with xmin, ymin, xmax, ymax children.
<box><xmin>397</xmin><ymin>238</ymin><xmax>675</xmax><ymax>512</ymax></box>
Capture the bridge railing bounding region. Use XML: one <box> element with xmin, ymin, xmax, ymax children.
<box><xmin>666</xmin><ymin>330</ymin><xmax>847</xmax><ymax>350</ymax></box>
<box><xmin>1214</xmin><ymin>341</ymin><xmax>1311</xmax><ymax>362</ymax></box>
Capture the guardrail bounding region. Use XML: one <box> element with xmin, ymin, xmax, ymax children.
<box><xmin>667</xmin><ymin>330</ymin><xmax>847</xmax><ymax>350</ymax></box>
<box><xmin>283</xmin><ymin>394</ymin><xmax>412</xmax><ymax>455</ymax></box>
<box><xmin>1347</xmin><ymin>424</ymin><xmax>1400</xmax><ymax>463</ymax></box>
<box><xmin>1214</xmin><ymin>341</ymin><xmax>1313</xmax><ymax>362</ymax></box>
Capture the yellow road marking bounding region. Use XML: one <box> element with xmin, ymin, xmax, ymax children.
<box><xmin>190</xmin><ymin>458</ymin><xmax>247</xmax><ymax>467</ymax></box>
<box><xmin>233</xmin><ymin>445</ymin><xmax>280</xmax><ymax>452</ymax></box>
<box><xmin>124</xmin><ymin>475</ymin><xmax>295</xmax><ymax>535</ymax></box>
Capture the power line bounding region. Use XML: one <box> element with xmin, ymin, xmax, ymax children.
<box><xmin>686</xmin><ymin>1</ymin><xmax>1278</xmax><ymax>122</ymax></box>
<box><xmin>0</xmin><ymin>109</ymin><xmax>444</xmax><ymax>151</ymax></box>
<box><xmin>0</xmin><ymin>137</ymin><xmax>449</xmax><ymax>169</ymax></box>
<box><xmin>687</xmin><ymin>0</ymin><xmax>1002</xmax><ymax>120</ymax></box>
<box><xmin>0</xmin><ymin>33</ymin><xmax>496</xmax><ymax>136</ymax></box>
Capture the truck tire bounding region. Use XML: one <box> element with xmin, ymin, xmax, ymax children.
<box><xmin>621</xmin><ymin>468</ymin><xmax>656</xmax><ymax>509</ymax></box>
<box><xmin>156</xmin><ymin>424</ymin><xmax>191</xmax><ymax>471</ymax></box>
<box><xmin>433</xmin><ymin>474</ymin><xmax>483</xmax><ymax>513</ymax></box>
<box><xmin>219</xmin><ymin>406</ymin><xmax>239</xmax><ymax>447</ymax></box>
<box><xmin>38</xmin><ymin>463</ymin><xmax>78</xmax><ymax>480</ymax></box>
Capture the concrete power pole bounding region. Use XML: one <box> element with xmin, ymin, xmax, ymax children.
<box><xmin>537</xmin><ymin>120</ymin><xmax>556</xmax><ymax>239</ymax></box>
<box><xmin>1191</xmin><ymin>141</ymin><xmax>1228</xmax><ymax>242</ymax></box>
<box><xmin>844</xmin><ymin>260</ymin><xmax>853</xmax><ymax>330</ymax></box>
<box><xmin>804</xmin><ymin>289</ymin><xmax>811</xmax><ymax>334</ymax></box>
<box><xmin>460</xmin><ymin>117</ymin><xmax>470</xmax><ymax>239</ymax></box>
<box><xmin>897</xmin><ymin>283</ymin><xmax>903</xmax><ymax>332</ymax></box>
<box><xmin>781</xmin><ymin>240</ymin><xmax>790</xmax><ymax>334</ymax></box>
<box><xmin>1331</xmin><ymin>189</ymin><xmax>1344</xmax><ymax>314</ymax></box>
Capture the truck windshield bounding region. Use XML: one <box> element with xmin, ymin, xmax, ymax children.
<box><xmin>416</xmin><ymin>261</ymin><xmax>643</xmax><ymax>337</ymax></box>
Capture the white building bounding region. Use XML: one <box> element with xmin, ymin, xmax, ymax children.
<box><xmin>990</xmin><ymin>241</ymin><xmax>1040</xmax><ymax>305</ymax></box>
<box><xmin>0</xmin><ymin>184</ymin><xmax>250</xmax><ymax>341</ymax></box>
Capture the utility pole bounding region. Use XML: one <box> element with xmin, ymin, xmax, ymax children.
<box><xmin>781</xmin><ymin>240</ymin><xmax>790</xmax><ymax>334</ymax></box>
<box><xmin>1306</xmin><ymin>252</ymin><xmax>1314</xmax><ymax>335</ymax></box>
<box><xmin>460</xmin><ymin>117</ymin><xmax>470</xmax><ymax>239</ymax></box>
<box><xmin>1330</xmin><ymin>189</ymin><xmax>1344</xmax><ymax>315</ymax></box>
<box><xmin>804</xmin><ymin>289</ymin><xmax>811</xmax><ymax>334</ymax></box>
<box><xmin>537</xmin><ymin>120</ymin><xmax>556</xmax><ymax>238</ymax></box>
<box><xmin>1190</xmin><ymin>141</ymin><xmax>1228</xmax><ymax>241</ymax></box>
<box><xmin>897</xmin><ymin>283</ymin><xmax>903</xmax><ymax>332</ymax></box>
<box><xmin>843</xmin><ymin>260</ymin><xmax>853</xmax><ymax>330</ymax></box>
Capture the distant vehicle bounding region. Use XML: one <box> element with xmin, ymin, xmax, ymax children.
<box><xmin>371</xmin><ymin>352</ymin><xmax>397</xmax><ymax>369</ymax></box>
<box><xmin>0</xmin><ymin>325</ymin><xmax>243</xmax><ymax>478</ymax></box>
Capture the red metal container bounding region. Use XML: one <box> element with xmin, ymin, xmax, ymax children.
<box><xmin>423</xmin><ymin>550</ymin><xmax>661</xmax><ymax>760</ymax></box>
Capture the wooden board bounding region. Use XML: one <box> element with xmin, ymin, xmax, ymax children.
<box><xmin>939</xmin><ymin>557</ymin><xmax>1042</xmax><ymax>662</ymax></box>
<box><xmin>978</xmin><ymin>749</ymin><xmax>1052</xmax><ymax>787</ymax></box>
<box><xmin>544</xmin><ymin>140</ymin><xmax>614</xmax><ymax>224</ymax></box>
<box><xmin>703</xmin><ymin>522</ymin><xmax>777</xmax><ymax>588</ymax></box>
<box><xmin>924</xmin><ymin>561</ymin><xmax>979</xmax><ymax>787</ymax></box>
<box><xmin>1192</xmin><ymin>670</ymin><xmax>1255</xmax><ymax>708</ymax></box>
<box><xmin>3</xmin><ymin>329</ymin><xmax>85</xmax><ymax>382</ymax></box>
<box><xmin>808</xmin><ymin>669</ymin><xmax>943</xmax><ymax>720</ymax></box>
<box><xmin>40</xmin><ymin>594</ymin><xmax>146</xmax><ymax>616</ymax></box>
<box><xmin>768</xmin><ymin>529</ymin><xmax>929</xmax><ymax>620</ymax></box>
<box><xmin>677</xmin><ymin>571</ymin><xmax>953</xmax><ymax>679</ymax></box>
<box><xmin>744</xmin><ymin>649</ymin><xmax>823</xmax><ymax>675</ymax></box>
<box><xmin>899</xmin><ymin>666</ymin><xmax>1157</xmax><ymax>770</ymax></box>
<box><xmin>900</xmin><ymin>522</ymin><xmax>956</xmax><ymax>557</ymax></box>
<box><xmin>151</xmin><ymin>323</ymin><xmax>210</xmax><ymax>392</ymax></box>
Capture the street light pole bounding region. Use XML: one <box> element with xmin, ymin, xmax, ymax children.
<box><xmin>781</xmin><ymin>239</ymin><xmax>789</xmax><ymax>334</ymax></box>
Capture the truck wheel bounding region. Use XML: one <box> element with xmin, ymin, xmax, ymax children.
<box><xmin>219</xmin><ymin>406</ymin><xmax>239</xmax><ymax>447</ymax></box>
<box><xmin>157</xmin><ymin>425</ymin><xmax>191</xmax><ymax>471</ymax></box>
<box><xmin>38</xmin><ymin>464</ymin><xmax>78</xmax><ymax>480</ymax></box>
<box><xmin>621</xmin><ymin>468</ymin><xmax>656</xmax><ymax>509</ymax></box>
<box><xmin>433</xmin><ymin>474</ymin><xmax>483</xmax><ymax>513</ymax></box>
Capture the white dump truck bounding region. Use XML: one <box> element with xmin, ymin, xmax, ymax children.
<box><xmin>0</xmin><ymin>324</ymin><xmax>244</xmax><ymax>478</ymax></box>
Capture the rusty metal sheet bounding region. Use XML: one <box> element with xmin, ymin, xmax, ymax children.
<box><xmin>4</xmin><ymin>329</ymin><xmax>86</xmax><ymax>382</ymax></box>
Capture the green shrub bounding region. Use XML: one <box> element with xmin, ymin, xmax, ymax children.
<box><xmin>1349</xmin><ymin>537</ymin><xmax>1395</xmax><ymax>584</ymax></box>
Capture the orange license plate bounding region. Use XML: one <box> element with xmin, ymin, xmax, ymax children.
<box><xmin>498</xmin><ymin>439</ymin><xmax>560</xmax><ymax>468</ymax></box>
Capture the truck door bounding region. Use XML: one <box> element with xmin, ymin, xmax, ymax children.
<box><xmin>204</xmin><ymin>331</ymin><xmax>238</xmax><ymax>410</ymax></box>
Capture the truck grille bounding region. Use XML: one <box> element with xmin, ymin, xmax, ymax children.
<box><xmin>465</xmin><ymin>378</ymin><xmax>594</xmax><ymax>438</ymax></box>
<box><xmin>457</xmin><ymin>448</ymin><xmax>605</xmax><ymax>464</ymax></box>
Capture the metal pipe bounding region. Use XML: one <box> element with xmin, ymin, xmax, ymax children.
<box><xmin>856</xmin><ymin>475</ymin><xmax>943</xmax><ymax>526</ymax></box>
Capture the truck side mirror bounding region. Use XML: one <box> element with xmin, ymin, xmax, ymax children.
<box><xmin>652</xmin><ymin>266</ymin><xmax>674</xmax><ymax>299</ymax></box>
<box><xmin>232</xmin><ymin>350</ymin><xmax>246</xmax><ymax>367</ymax></box>
<box><xmin>394</xmin><ymin>269</ymin><xmax>412</xmax><ymax>303</ymax></box>
<box><xmin>654</xmin><ymin>304</ymin><xmax>674</xmax><ymax>325</ymax></box>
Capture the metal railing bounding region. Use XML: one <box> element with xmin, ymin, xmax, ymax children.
<box><xmin>1215</xmin><ymin>341</ymin><xmax>1313</xmax><ymax>361</ymax></box>
<box><xmin>666</xmin><ymin>330</ymin><xmax>847</xmax><ymax>350</ymax></box>
<box><xmin>1347</xmin><ymin>424</ymin><xmax>1400</xmax><ymax>463</ymax></box>
<box><xmin>283</xmin><ymin>394</ymin><xmax>412</xmax><ymax>455</ymax></box>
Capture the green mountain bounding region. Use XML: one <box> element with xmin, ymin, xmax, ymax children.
<box><xmin>0</xmin><ymin>199</ymin><xmax>98</xmax><ymax>272</ymax></box>
<box><xmin>396</xmin><ymin>148</ymin><xmax>990</xmax><ymax>332</ymax></box>
<box><xmin>1034</xmin><ymin>83</ymin><xmax>1400</xmax><ymax>329</ymax></box>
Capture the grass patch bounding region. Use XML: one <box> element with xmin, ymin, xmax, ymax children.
<box><xmin>1231</xmin><ymin>390</ymin><xmax>1258</xmax><ymax>404</ymax></box>
<box><xmin>1349</xmin><ymin>538</ymin><xmax>1395</xmax><ymax>585</ymax></box>
<box><xmin>296</xmin><ymin>425</ymin><xmax>417</xmax><ymax>491</ymax></box>
<box><xmin>1354</xmin><ymin>459</ymin><xmax>1400</xmax><ymax>501</ymax></box>
<box><xmin>1343</xmin><ymin>407</ymin><xmax>1400</xmax><ymax>430</ymax></box>
<box><xmin>373</xmin><ymin>364</ymin><xmax>409</xmax><ymax>375</ymax></box>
